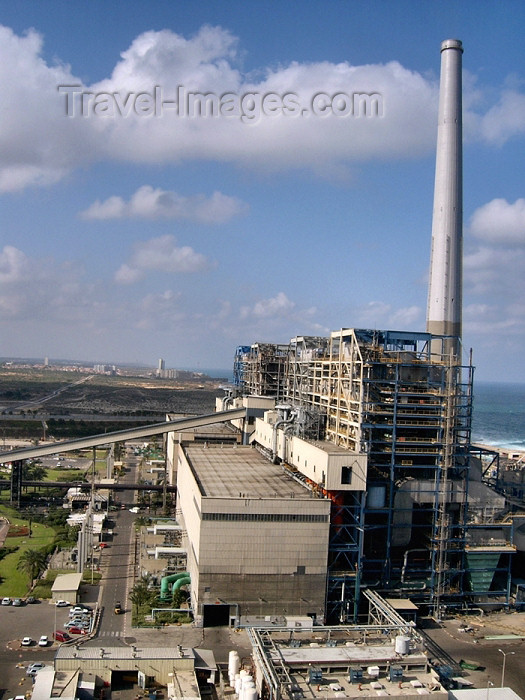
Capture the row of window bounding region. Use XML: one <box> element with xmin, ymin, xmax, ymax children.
<box><xmin>201</xmin><ymin>512</ymin><xmax>329</xmax><ymax>522</ymax></box>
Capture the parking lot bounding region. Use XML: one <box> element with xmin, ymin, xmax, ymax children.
<box><xmin>0</xmin><ymin>591</ymin><xmax>101</xmax><ymax>699</ymax></box>
<box><xmin>0</xmin><ymin>599</ymin><xmax>58</xmax><ymax>698</ymax></box>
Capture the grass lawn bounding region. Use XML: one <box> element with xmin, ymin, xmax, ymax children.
<box><xmin>0</xmin><ymin>505</ymin><xmax>57</xmax><ymax>596</ymax></box>
<box><xmin>45</xmin><ymin>467</ymin><xmax>85</xmax><ymax>482</ymax></box>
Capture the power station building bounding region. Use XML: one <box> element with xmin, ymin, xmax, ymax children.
<box><xmin>167</xmin><ymin>39</ymin><xmax>516</xmax><ymax>625</ymax></box>
<box><xmin>169</xmin><ymin>327</ymin><xmax>514</xmax><ymax>624</ymax></box>
<box><xmin>176</xmin><ymin>443</ymin><xmax>331</xmax><ymax>626</ymax></box>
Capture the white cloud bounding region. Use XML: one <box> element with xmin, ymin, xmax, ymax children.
<box><xmin>114</xmin><ymin>234</ymin><xmax>212</xmax><ymax>284</ymax></box>
<box><xmin>354</xmin><ymin>301</ymin><xmax>422</xmax><ymax>329</ymax></box>
<box><xmin>1</xmin><ymin>23</ymin><xmax>522</xmax><ymax>192</ymax></box>
<box><xmin>462</xmin><ymin>197</ymin><xmax>525</xmax><ymax>341</ymax></box>
<box><xmin>81</xmin><ymin>186</ymin><xmax>247</xmax><ymax>222</ymax></box>
<box><xmin>0</xmin><ymin>246</ymin><xmax>30</xmax><ymax>283</ymax></box>
<box><xmin>478</xmin><ymin>90</ymin><xmax>525</xmax><ymax>145</ymax></box>
<box><xmin>0</xmin><ymin>245</ymin><xmax>101</xmax><ymax>323</ymax></box>
<box><xmin>469</xmin><ymin>198</ymin><xmax>525</xmax><ymax>244</ymax></box>
<box><xmin>389</xmin><ymin>305</ymin><xmax>422</xmax><ymax>328</ymax></box>
<box><xmin>57</xmin><ymin>28</ymin><xmax>525</xmax><ymax>163</ymax></box>
<box><xmin>0</xmin><ymin>25</ymin><xmax>99</xmax><ymax>191</ymax></box>
<box><xmin>240</xmin><ymin>292</ymin><xmax>295</xmax><ymax>320</ymax></box>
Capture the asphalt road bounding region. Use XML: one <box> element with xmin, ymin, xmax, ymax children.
<box><xmin>421</xmin><ymin>616</ymin><xmax>525</xmax><ymax>692</ymax></box>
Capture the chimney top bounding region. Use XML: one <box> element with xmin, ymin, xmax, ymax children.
<box><xmin>441</xmin><ymin>39</ymin><xmax>463</xmax><ymax>53</ymax></box>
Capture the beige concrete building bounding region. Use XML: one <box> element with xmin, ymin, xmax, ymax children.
<box><xmin>53</xmin><ymin>644</ymin><xmax>212</xmax><ymax>692</ymax></box>
<box><xmin>51</xmin><ymin>572</ymin><xmax>82</xmax><ymax>603</ymax></box>
<box><xmin>176</xmin><ymin>443</ymin><xmax>331</xmax><ymax>626</ymax></box>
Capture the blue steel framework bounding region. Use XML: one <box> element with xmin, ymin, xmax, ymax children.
<box><xmin>234</xmin><ymin>329</ymin><xmax>515</xmax><ymax>621</ymax></box>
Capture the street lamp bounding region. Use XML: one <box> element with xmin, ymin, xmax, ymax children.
<box><xmin>498</xmin><ymin>648</ymin><xmax>515</xmax><ymax>687</ymax></box>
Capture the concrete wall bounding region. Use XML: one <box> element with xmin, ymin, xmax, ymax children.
<box><xmin>254</xmin><ymin>417</ymin><xmax>367</xmax><ymax>491</ymax></box>
<box><xmin>176</xmin><ymin>445</ymin><xmax>330</xmax><ymax>623</ymax></box>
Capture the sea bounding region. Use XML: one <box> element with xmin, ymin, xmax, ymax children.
<box><xmin>471</xmin><ymin>381</ymin><xmax>525</xmax><ymax>452</ymax></box>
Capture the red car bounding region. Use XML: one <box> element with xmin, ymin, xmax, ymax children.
<box><xmin>67</xmin><ymin>626</ymin><xmax>86</xmax><ymax>635</ymax></box>
<box><xmin>99</xmin><ymin>542</ymin><xmax>108</xmax><ymax>548</ymax></box>
<box><xmin>53</xmin><ymin>630</ymin><xmax>71</xmax><ymax>642</ymax></box>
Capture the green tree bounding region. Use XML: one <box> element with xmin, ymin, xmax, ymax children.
<box><xmin>17</xmin><ymin>548</ymin><xmax>47</xmax><ymax>588</ymax></box>
<box><xmin>172</xmin><ymin>589</ymin><xmax>185</xmax><ymax>608</ymax></box>
<box><xmin>129</xmin><ymin>576</ymin><xmax>154</xmax><ymax>614</ymax></box>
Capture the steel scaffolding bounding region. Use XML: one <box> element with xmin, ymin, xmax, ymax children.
<box><xmin>234</xmin><ymin>328</ymin><xmax>514</xmax><ymax>618</ymax></box>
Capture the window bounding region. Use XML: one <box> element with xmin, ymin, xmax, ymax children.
<box><xmin>341</xmin><ymin>466</ymin><xmax>353</xmax><ymax>484</ymax></box>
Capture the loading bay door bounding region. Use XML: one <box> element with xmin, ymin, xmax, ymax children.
<box><xmin>203</xmin><ymin>603</ymin><xmax>230</xmax><ymax>627</ymax></box>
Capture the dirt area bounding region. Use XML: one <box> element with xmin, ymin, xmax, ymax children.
<box><xmin>0</xmin><ymin>368</ymin><xmax>224</xmax><ymax>416</ymax></box>
<box><xmin>445</xmin><ymin>609</ymin><xmax>525</xmax><ymax>639</ymax></box>
<box><xmin>42</xmin><ymin>382</ymin><xmax>222</xmax><ymax>415</ymax></box>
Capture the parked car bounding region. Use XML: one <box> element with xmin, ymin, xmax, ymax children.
<box><xmin>27</xmin><ymin>661</ymin><xmax>46</xmax><ymax>675</ymax></box>
<box><xmin>53</xmin><ymin>630</ymin><xmax>71</xmax><ymax>642</ymax></box>
<box><xmin>64</xmin><ymin>620</ymin><xmax>82</xmax><ymax>629</ymax></box>
<box><xmin>21</xmin><ymin>636</ymin><xmax>32</xmax><ymax>646</ymax></box>
<box><xmin>1</xmin><ymin>597</ymin><xmax>11</xmax><ymax>605</ymax></box>
<box><xmin>69</xmin><ymin>605</ymin><xmax>91</xmax><ymax>615</ymax></box>
<box><xmin>55</xmin><ymin>599</ymin><xmax>70</xmax><ymax>607</ymax></box>
<box><xmin>67</xmin><ymin>626</ymin><xmax>85</xmax><ymax>635</ymax></box>
<box><xmin>12</xmin><ymin>598</ymin><xmax>23</xmax><ymax>606</ymax></box>
<box><xmin>38</xmin><ymin>635</ymin><xmax>48</xmax><ymax>647</ymax></box>
<box><xmin>25</xmin><ymin>596</ymin><xmax>37</xmax><ymax>604</ymax></box>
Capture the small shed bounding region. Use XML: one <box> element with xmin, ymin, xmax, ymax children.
<box><xmin>51</xmin><ymin>572</ymin><xmax>83</xmax><ymax>604</ymax></box>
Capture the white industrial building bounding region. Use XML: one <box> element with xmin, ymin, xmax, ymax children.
<box><xmin>175</xmin><ymin>442</ymin><xmax>331</xmax><ymax>625</ymax></box>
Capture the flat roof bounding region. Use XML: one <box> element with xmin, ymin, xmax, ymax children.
<box><xmin>52</xmin><ymin>573</ymin><xmax>83</xmax><ymax>592</ymax></box>
<box><xmin>57</xmin><ymin>645</ymin><xmax>194</xmax><ymax>661</ymax></box>
<box><xmin>307</xmin><ymin>439</ymin><xmax>362</xmax><ymax>457</ymax></box>
<box><xmin>272</xmin><ymin>643</ymin><xmax>428</xmax><ymax>666</ymax></box>
<box><xmin>185</xmin><ymin>445</ymin><xmax>322</xmax><ymax>500</ymax></box>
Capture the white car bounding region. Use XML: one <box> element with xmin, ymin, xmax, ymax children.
<box><xmin>21</xmin><ymin>636</ymin><xmax>32</xmax><ymax>646</ymax></box>
<box><xmin>38</xmin><ymin>635</ymin><xmax>48</xmax><ymax>647</ymax></box>
<box><xmin>1</xmin><ymin>596</ymin><xmax>11</xmax><ymax>605</ymax></box>
<box><xmin>69</xmin><ymin>605</ymin><xmax>91</xmax><ymax>616</ymax></box>
<box><xmin>55</xmin><ymin>599</ymin><xmax>70</xmax><ymax>607</ymax></box>
<box><xmin>27</xmin><ymin>661</ymin><xmax>46</xmax><ymax>676</ymax></box>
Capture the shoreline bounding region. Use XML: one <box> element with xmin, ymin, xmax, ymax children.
<box><xmin>472</xmin><ymin>442</ymin><xmax>525</xmax><ymax>461</ymax></box>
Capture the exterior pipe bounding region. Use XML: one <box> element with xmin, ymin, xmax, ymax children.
<box><xmin>272</xmin><ymin>415</ymin><xmax>295</xmax><ymax>464</ymax></box>
<box><xmin>160</xmin><ymin>572</ymin><xmax>188</xmax><ymax>600</ymax></box>
<box><xmin>173</xmin><ymin>575</ymin><xmax>191</xmax><ymax>591</ymax></box>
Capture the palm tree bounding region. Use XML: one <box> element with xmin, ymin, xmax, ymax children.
<box><xmin>17</xmin><ymin>549</ymin><xmax>47</xmax><ymax>588</ymax></box>
<box><xmin>129</xmin><ymin>575</ymin><xmax>154</xmax><ymax>614</ymax></box>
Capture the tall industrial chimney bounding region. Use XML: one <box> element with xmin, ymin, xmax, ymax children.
<box><xmin>426</xmin><ymin>39</ymin><xmax>463</xmax><ymax>358</ymax></box>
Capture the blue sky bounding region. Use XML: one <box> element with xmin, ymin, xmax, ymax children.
<box><xmin>0</xmin><ymin>1</ymin><xmax>524</xmax><ymax>381</ymax></box>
